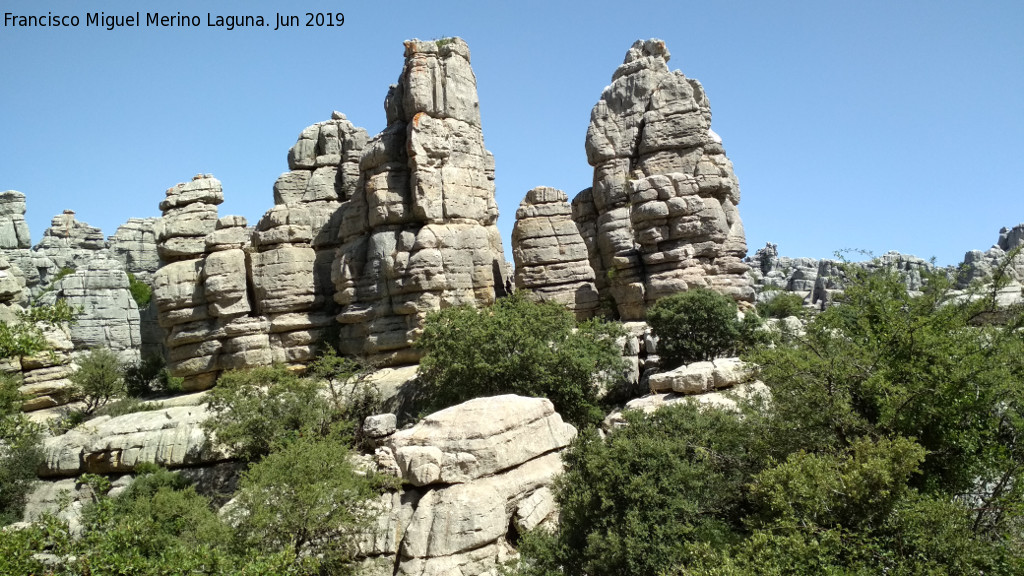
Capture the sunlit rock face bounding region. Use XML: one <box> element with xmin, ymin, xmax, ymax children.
<box><xmin>575</xmin><ymin>39</ymin><xmax>753</xmax><ymax>320</ymax></box>
<box><xmin>333</xmin><ymin>37</ymin><xmax>507</xmax><ymax>365</ymax></box>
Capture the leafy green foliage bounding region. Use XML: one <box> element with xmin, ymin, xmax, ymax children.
<box><xmin>518</xmin><ymin>403</ymin><xmax>758</xmax><ymax>576</ymax></box>
<box><xmin>755</xmin><ymin>291</ymin><xmax>806</xmax><ymax>319</ymax></box>
<box><xmin>203</xmin><ymin>365</ymin><xmax>333</xmax><ymax>462</ymax></box>
<box><xmin>123</xmin><ymin>353</ymin><xmax>182</xmax><ymax>397</ymax></box>
<box><xmin>416</xmin><ymin>292</ymin><xmax>628</xmax><ymax>428</ymax></box>
<box><xmin>70</xmin><ymin>347</ymin><xmax>125</xmax><ymax>414</ymax></box>
<box><xmin>512</xmin><ymin>257</ymin><xmax>1024</xmax><ymax>576</ymax></box>
<box><xmin>648</xmin><ymin>288</ymin><xmax>751</xmax><ymax>367</ymax></box>
<box><xmin>229</xmin><ymin>434</ymin><xmax>394</xmax><ymax>569</ymax></box>
<box><xmin>63</xmin><ymin>465</ymin><xmax>314</xmax><ymax>575</ymax></box>
<box><xmin>0</xmin><ymin>300</ymin><xmax>79</xmax><ymax>359</ymax></box>
<box><xmin>127</xmin><ymin>272</ymin><xmax>152</xmax><ymax>308</ymax></box>
<box><xmin>0</xmin><ymin>374</ymin><xmax>44</xmax><ymax>525</ymax></box>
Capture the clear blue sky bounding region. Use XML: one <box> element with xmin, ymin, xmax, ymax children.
<box><xmin>1</xmin><ymin>0</ymin><xmax>1021</xmax><ymax>265</ymax></box>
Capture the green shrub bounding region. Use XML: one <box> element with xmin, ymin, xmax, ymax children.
<box><xmin>647</xmin><ymin>288</ymin><xmax>745</xmax><ymax>368</ymax></box>
<box><xmin>123</xmin><ymin>354</ymin><xmax>180</xmax><ymax>397</ymax></box>
<box><xmin>512</xmin><ymin>257</ymin><xmax>1024</xmax><ymax>576</ymax></box>
<box><xmin>0</xmin><ymin>300</ymin><xmax>79</xmax><ymax>359</ymax></box>
<box><xmin>229</xmin><ymin>434</ymin><xmax>393</xmax><ymax>570</ymax></box>
<box><xmin>70</xmin><ymin>348</ymin><xmax>125</xmax><ymax>414</ymax></box>
<box><xmin>127</xmin><ymin>273</ymin><xmax>152</xmax><ymax>308</ymax></box>
<box><xmin>514</xmin><ymin>403</ymin><xmax>759</xmax><ymax>576</ymax></box>
<box><xmin>415</xmin><ymin>292</ymin><xmax>628</xmax><ymax>428</ymax></box>
<box><xmin>203</xmin><ymin>365</ymin><xmax>333</xmax><ymax>461</ymax></box>
<box><xmin>756</xmin><ymin>291</ymin><xmax>806</xmax><ymax>319</ymax></box>
<box><xmin>0</xmin><ymin>374</ymin><xmax>44</xmax><ymax>525</ymax></box>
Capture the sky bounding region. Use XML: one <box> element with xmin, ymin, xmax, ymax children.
<box><xmin>1</xmin><ymin>1</ymin><xmax>1021</xmax><ymax>266</ymax></box>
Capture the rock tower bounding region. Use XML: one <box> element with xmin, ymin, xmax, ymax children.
<box><xmin>573</xmin><ymin>39</ymin><xmax>753</xmax><ymax>319</ymax></box>
<box><xmin>333</xmin><ymin>38</ymin><xmax>507</xmax><ymax>365</ymax></box>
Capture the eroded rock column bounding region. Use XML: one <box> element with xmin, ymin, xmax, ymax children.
<box><xmin>334</xmin><ymin>38</ymin><xmax>506</xmax><ymax>365</ymax></box>
<box><xmin>576</xmin><ymin>39</ymin><xmax>753</xmax><ymax>319</ymax></box>
<box><xmin>511</xmin><ymin>187</ymin><xmax>600</xmax><ymax>318</ymax></box>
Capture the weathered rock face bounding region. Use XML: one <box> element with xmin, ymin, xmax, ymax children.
<box><xmin>574</xmin><ymin>39</ymin><xmax>753</xmax><ymax>320</ymax></box>
<box><xmin>363</xmin><ymin>395</ymin><xmax>573</xmax><ymax>576</ymax></box>
<box><xmin>511</xmin><ymin>187</ymin><xmax>600</xmax><ymax>318</ymax></box>
<box><xmin>38</xmin><ymin>254</ymin><xmax>142</xmax><ymax>362</ymax></box>
<box><xmin>151</xmin><ymin>114</ymin><xmax>371</xmax><ymax>387</ymax></box>
<box><xmin>333</xmin><ymin>38</ymin><xmax>507</xmax><ymax>365</ymax></box>
<box><xmin>152</xmin><ymin>176</ymin><xmax>243</xmax><ymax>390</ymax></box>
<box><xmin>0</xmin><ymin>191</ymin><xmax>31</xmax><ymax>250</ymax></box>
<box><xmin>108</xmin><ymin>218</ymin><xmax>160</xmax><ymax>285</ymax></box>
<box><xmin>39</xmin><ymin>404</ymin><xmax>221</xmax><ymax>478</ymax></box>
<box><xmin>255</xmin><ymin>113</ymin><xmax>368</xmax><ymax>367</ymax></box>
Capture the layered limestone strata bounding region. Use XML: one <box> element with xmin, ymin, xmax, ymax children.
<box><xmin>333</xmin><ymin>37</ymin><xmax>507</xmax><ymax>364</ymax></box>
<box><xmin>361</xmin><ymin>395</ymin><xmax>573</xmax><ymax>576</ymax></box>
<box><xmin>511</xmin><ymin>187</ymin><xmax>600</xmax><ymax>319</ymax></box>
<box><xmin>574</xmin><ymin>39</ymin><xmax>753</xmax><ymax>320</ymax></box>
<box><xmin>152</xmin><ymin>114</ymin><xmax>369</xmax><ymax>387</ymax></box>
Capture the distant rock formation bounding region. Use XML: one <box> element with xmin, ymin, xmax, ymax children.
<box><xmin>0</xmin><ymin>198</ymin><xmax>148</xmax><ymax>415</ymax></box>
<box><xmin>573</xmin><ymin>39</ymin><xmax>753</xmax><ymax>320</ymax></box>
<box><xmin>959</xmin><ymin>223</ymin><xmax>1024</xmax><ymax>288</ymax></box>
<box><xmin>333</xmin><ymin>38</ymin><xmax>507</xmax><ymax>365</ymax></box>
<box><xmin>511</xmin><ymin>187</ymin><xmax>600</xmax><ymax>318</ymax></box>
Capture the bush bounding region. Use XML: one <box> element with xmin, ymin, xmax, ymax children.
<box><xmin>515</xmin><ymin>403</ymin><xmax>759</xmax><ymax>576</ymax></box>
<box><xmin>415</xmin><ymin>292</ymin><xmax>628</xmax><ymax>428</ymax></box>
<box><xmin>0</xmin><ymin>299</ymin><xmax>79</xmax><ymax>359</ymax></box>
<box><xmin>123</xmin><ymin>354</ymin><xmax>181</xmax><ymax>397</ymax></box>
<box><xmin>512</xmin><ymin>258</ymin><xmax>1024</xmax><ymax>576</ymax></box>
<box><xmin>647</xmin><ymin>288</ymin><xmax>746</xmax><ymax>368</ymax></box>
<box><xmin>127</xmin><ymin>273</ymin><xmax>152</xmax><ymax>308</ymax></box>
<box><xmin>70</xmin><ymin>348</ymin><xmax>125</xmax><ymax>414</ymax></box>
<box><xmin>0</xmin><ymin>374</ymin><xmax>44</xmax><ymax>525</ymax></box>
<box><xmin>229</xmin><ymin>434</ymin><xmax>393</xmax><ymax>570</ymax></box>
<box><xmin>756</xmin><ymin>291</ymin><xmax>805</xmax><ymax>319</ymax></box>
<box><xmin>203</xmin><ymin>365</ymin><xmax>334</xmax><ymax>462</ymax></box>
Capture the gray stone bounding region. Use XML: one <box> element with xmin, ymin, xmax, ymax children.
<box><xmin>575</xmin><ymin>39</ymin><xmax>754</xmax><ymax>320</ymax></box>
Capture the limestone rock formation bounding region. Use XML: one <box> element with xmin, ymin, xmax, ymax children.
<box><xmin>0</xmin><ymin>191</ymin><xmax>31</xmax><ymax>250</ymax></box>
<box><xmin>108</xmin><ymin>218</ymin><xmax>160</xmax><ymax>285</ymax></box>
<box><xmin>333</xmin><ymin>37</ymin><xmax>507</xmax><ymax>365</ymax></box>
<box><xmin>39</xmin><ymin>404</ymin><xmax>220</xmax><ymax>478</ymax></box>
<box><xmin>364</xmin><ymin>395</ymin><xmax>573</xmax><ymax>576</ymax></box>
<box><xmin>511</xmin><ymin>187</ymin><xmax>600</xmax><ymax>318</ymax></box>
<box><xmin>255</xmin><ymin>112</ymin><xmax>368</xmax><ymax>367</ymax></box>
<box><xmin>959</xmin><ymin>223</ymin><xmax>1024</xmax><ymax>289</ymax></box>
<box><xmin>574</xmin><ymin>39</ymin><xmax>753</xmax><ymax>320</ymax></box>
<box><xmin>38</xmin><ymin>254</ymin><xmax>141</xmax><ymax>361</ymax></box>
<box><xmin>151</xmin><ymin>114</ymin><xmax>371</xmax><ymax>386</ymax></box>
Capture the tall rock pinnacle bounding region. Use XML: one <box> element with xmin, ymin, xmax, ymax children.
<box><xmin>574</xmin><ymin>39</ymin><xmax>754</xmax><ymax>319</ymax></box>
<box><xmin>333</xmin><ymin>37</ymin><xmax>507</xmax><ymax>364</ymax></box>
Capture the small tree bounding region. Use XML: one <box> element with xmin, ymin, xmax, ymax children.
<box><xmin>416</xmin><ymin>292</ymin><xmax>627</xmax><ymax>428</ymax></box>
<box><xmin>70</xmin><ymin>348</ymin><xmax>125</xmax><ymax>414</ymax></box>
<box><xmin>0</xmin><ymin>373</ymin><xmax>44</xmax><ymax>525</ymax></box>
<box><xmin>647</xmin><ymin>288</ymin><xmax>745</xmax><ymax>368</ymax></box>
<box><xmin>229</xmin><ymin>434</ymin><xmax>391</xmax><ymax>571</ymax></box>
<box><xmin>756</xmin><ymin>291</ymin><xmax>806</xmax><ymax>319</ymax></box>
<box><xmin>203</xmin><ymin>365</ymin><xmax>334</xmax><ymax>462</ymax></box>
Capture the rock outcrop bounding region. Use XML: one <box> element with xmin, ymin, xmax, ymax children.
<box><xmin>37</xmin><ymin>255</ymin><xmax>142</xmax><ymax>361</ymax></box>
<box><xmin>573</xmin><ymin>39</ymin><xmax>753</xmax><ymax>320</ymax></box>
<box><xmin>511</xmin><ymin>187</ymin><xmax>600</xmax><ymax>318</ymax></box>
<box><xmin>0</xmin><ymin>191</ymin><xmax>32</xmax><ymax>250</ymax></box>
<box><xmin>150</xmin><ymin>114</ymin><xmax>370</xmax><ymax>387</ymax></box>
<box><xmin>108</xmin><ymin>218</ymin><xmax>160</xmax><ymax>285</ymax></box>
<box><xmin>363</xmin><ymin>395</ymin><xmax>574</xmax><ymax>576</ymax></box>
<box><xmin>333</xmin><ymin>38</ymin><xmax>507</xmax><ymax>365</ymax></box>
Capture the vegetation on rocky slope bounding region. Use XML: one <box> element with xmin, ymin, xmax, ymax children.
<box><xmin>511</xmin><ymin>260</ymin><xmax>1024</xmax><ymax>575</ymax></box>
